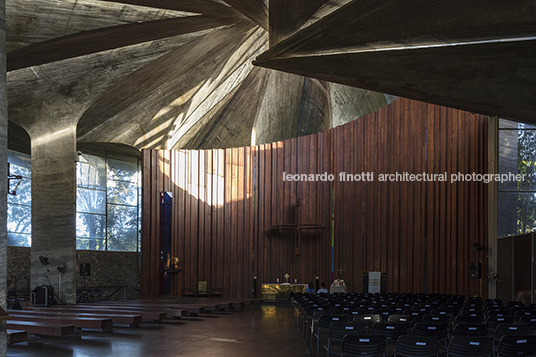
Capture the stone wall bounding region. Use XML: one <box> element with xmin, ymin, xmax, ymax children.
<box><xmin>6</xmin><ymin>247</ymin><xmax>31</xmax><ymax>303</ymax></box>
<box><xmin>7</xmin><ymin>247</ymin><xmax>140</xmax><ymax>303</ymax></box>
<box><xmin>75</xmin><ymin>251</ymin><xmax>140</xmax><ymax>301</ymax></box>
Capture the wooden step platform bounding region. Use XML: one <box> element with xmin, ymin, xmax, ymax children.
<box><xmin>7</xmin><ymin>329</ymin><xmax>27</xmax><ymax>344</ymax></box>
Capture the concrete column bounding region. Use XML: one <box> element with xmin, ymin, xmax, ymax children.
<box><xmin>251</xmin><ymin>71</ymin><xmax>330</xmax><ymax>145</ymax></box>
<box><xmin>0</xmin><ymin>0</ymin><xmax>8</xmax><ymax>355</ymax></box>
<box><xmin>29</xmin><ymin>123</ymin><xmax>77</xmax><ymax>304</ymax></box>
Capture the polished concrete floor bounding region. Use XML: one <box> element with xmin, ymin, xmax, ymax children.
<box><xmin>7</xmin><ymin>303</ymin><xmax>310</xmax><ymax>357</ymax></box>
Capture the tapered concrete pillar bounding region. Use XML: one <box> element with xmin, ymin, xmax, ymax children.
<box><xmin>251</xmin><ymin>71</ymin><xmax>330</xmax><ymax>145</ymax></box>
<box><xmin>29</xmin><ymin>123</ymin><xmax>77</xmax><ymax>304</ymax></box>
<box><xmin>0</xmin><ymin>0</ymin><xmax>8</xmax><ymax>355</ymax></box>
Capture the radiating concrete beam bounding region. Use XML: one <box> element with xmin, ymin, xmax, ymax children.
<box><xmin>269</xmin><ymin>0</ymin><xmax>326</xmax><ymax>46</ymax></box>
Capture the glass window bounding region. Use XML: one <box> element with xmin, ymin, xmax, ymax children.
<box><xmin>107</xmin><ymin>205</ymin><xmax>138</xmax><ymax>251</ymax></box>
<box><xmin>76</xmin><ymin>153</ymin><xmax>140</xmax><ymax>251</ymax></box>
<box><xmin>107</xmin><ymin>180</ymin><xmax>138</xmax><ymax>205</ymax></box>
<box><xmin>107</xmin><ymin>158</ymin><xmax>138</xmax><ymax>183</ymax></box>
<box><xmin>77</xmin><ymin>155</ymin><xmax>106</xmax><ymax>190</ymax></box>
<box><xmin>7</xmin><ymin>150</ymin><xmax>31</xmax><ymax>247</ymax></box>
<box><xmin>498</xmin><ymin>119</ymin><xmax>536</xmax><ymax>236</ymax></box>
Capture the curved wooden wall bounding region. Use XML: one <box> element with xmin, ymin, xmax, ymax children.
<box><xmin>141</xmin><ymin>97</ymin><xmax>489</xmax><ymax>299</ymax></box>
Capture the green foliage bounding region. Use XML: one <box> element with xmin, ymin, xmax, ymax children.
<box><xmin>76</xmin><ymin>154</ymin><xmax>140</xmax><ymax>252</ymax></box>
<box><xmin>516</xmin><ymin>129</ymin><xmax>536</xmax><ymax>234</ymax></box>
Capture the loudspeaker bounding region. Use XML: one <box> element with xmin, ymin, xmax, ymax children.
<box><xmin>12</xmin><ymin>301</ymin><xmax>34</xmax><ymax>310</ymax></box>
<box><xmin>468</xmin><ymin>262</ymin><xmax>482</xmax><ymax>278</ymax></box>
<box><xmin>30</xmin><ymin>286</ymin><xmax>53</xmax><ymax>307</ymax></box>
<box><xmin>80</xmin><ymin>263</ymin><xmax>91</xmax><ymax>276</ymax></box>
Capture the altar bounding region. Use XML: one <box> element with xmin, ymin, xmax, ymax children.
<box><xmin>261</xmin><ymin>283</ymin><xmax>307</xmax><ymax>301</ymax></box>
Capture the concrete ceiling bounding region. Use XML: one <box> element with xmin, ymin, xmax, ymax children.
<box><xmin>6</xmin><ymin>0</ymin><xmax>533</xmax><ymax>154</ymax></box>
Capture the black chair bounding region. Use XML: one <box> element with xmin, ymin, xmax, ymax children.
<box><xmin>452</xmin><ymin>323</ymin><xmax>488</xmax><ymax>337</ymax></box>
<box><xmin>458</xmin><ymin>309</ymin><xmax>484</xmax><ymax>318</ymax></box>
<box><xmin>505</xmin><ymin>301</ymin><xmax>525</xmax><ymax>309</ymax></box>
<box><xmin>353</xmin><ymin>314</ymin><xmax>382</xmax><ymax>332</ymax></box>
<box><xmin>324</xmin><ymin>322</ymin><xmax>365</xmax><ymax>356</ymax></box>
<box><xmin>404</xmin><ymin>309</ymin><xmax>425</xmax><ymax>323</ymax></box>
<box><xmin>340</xmin><ymin>334</ymin><xmax>386</xmax><ymax>357</ymax></box>
<box><xmin>446</xmin><ymin>335</ymin><xmax>493</xmax><ymax>357</ymax></box>
<box><xmin>430</xmin><ymin>309</ymin><xmax>453</xmax><ymax>318</ymax></box>
<box><xmin>496</xmin><ymin>335</ymin><xmax>536</xmax><ymax>357</ymax></box>
<box><xmin>515</xmin><ymin>310</ymin><xmax>536</xmax><ymax>322</ymax></box>
<box><xmin>393</xmin><ymin>335</ymin><xmax>440</xmax><ymax>357</ymax></box>
<box><xmin>371</xmin><ymin>322</ymin><xmax>407</xmax><ymax>343</ymax></box>
<box><xmin>493</xmin><ymin>323</ymin><xmax>531</xmax><ymax>344</ymax></box>
<box><xmin>312</xmin><ymin>314</ymin><xmax>347</xmax><ymax>356</ymax></box>
<box><xmin>422</xmin><ymin>314</ymin><xmax>450</xmax><ymax>326</ymax></box>
<box><xmin>519</xmin><ymin>315</ymin><xmax>536</xmax><ymax>330</ymax></box>
<box><xmin>373</xmin><ymin>308</ymin><xmax>393</xmax><ymax>322</ymax></box>
<box><xmin>412</xmin><ymin>322</ymin><xmax>449</xmax><ymax>348</ymax></box>
<box><xmin>487</xmin><ymin>315</ymin><xmax>515</xmax><ymax>332</ymax></box>
<box><xmin>388</xmin><ymin>314</ymin><xmax>416</xmax><ymax>329</ymax></box>
<box><xmin>454</xmin><ymin>314</ymin><xmax>484</xmax><ymax>325</ymax></box>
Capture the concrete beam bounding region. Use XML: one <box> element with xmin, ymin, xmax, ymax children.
<box><xmin>269</xmin><ymin>0</ymin><xmax>326</xmax><ymax>46</ymax></box>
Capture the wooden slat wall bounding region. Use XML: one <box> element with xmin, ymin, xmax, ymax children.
<box><xmin>333</xmin><ymin>100</ymin><xmax>488</xmax><ymax>298</ymax></box>
<box><xmin>141</xmin><ymin>97</ymin><xmax>488</xmax><ymax>299</ymax></box>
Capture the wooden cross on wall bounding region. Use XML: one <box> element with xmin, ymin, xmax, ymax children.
<box><xmin>271</xmin><ymin>198</ymin><xmax>326</xmax><ymax>256</ymax></box>
<box><xmin>337</xmin><ymin>265</ymin><xmax>346</xmax><ymax>279</ymax></box>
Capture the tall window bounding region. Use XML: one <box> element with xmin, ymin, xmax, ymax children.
<box><xmin>7</xmin><ymin>150</ymin><xmax>32</xmax><ymax>247</ymax></box>
<box><xmin>76</xmin><ymin>153</ymin><xmax>140</xmax><ymax>251</ymax></box>
<box><xmin>498</xmin><ymin>119</ymin><xmax>536</xmax><ymax>237</ymax></box>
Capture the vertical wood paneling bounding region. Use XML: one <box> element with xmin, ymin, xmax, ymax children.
<box><xmin>216</xmin><ymin>149</ymin><xmax>225</xmax><ymax>295</ymax></box>
<box><xmin>141</xmin><ymin>97</ymin><xmax>489</xmax><ymax>299</ymax></box>
<box><xmin>140</xmin><ymin>150</ymin><xmax>151</xmax><ymax>298</ymax></box>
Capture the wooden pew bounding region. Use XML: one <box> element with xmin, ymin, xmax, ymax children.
<box><xmin>113</xmin><ymin>299</ymin><xmax>215</xmax><ymax>314</ymax></box>
<box><xmin>85</xmin><ymin>303</ymin><xmax>186</xmax><ymax>319</ymax></box>
<box><xmin>47</xmin><ymin>305</ymin><xmax>166</xmax><ymax>322</ymax></box>
<box><xmin>8</xmin><ymin>310</ymin><xmax>113</xmax><ymax>331</ymax></box>
<box><xmin>100</xmin><ymin>300</ymin><xmax>205</xmax><ymax>316</ymax></box>
<box><xmin>167</xmin><ymin>298</ymin><xmax>232</xmax><ymax>311</ymax></box>
<box><xmin>7</xmin><ymin>329</ymin><xmax>27</xmax><ymax>345</ymax></box>
<box><xmin>15</xmin><ymin>308</ymin><xmax>142</xmax><ymax>327</ymax></box>
<box><xmin>7</xmin><ymin>320</ymin><xmax>75</xmax><ymax>339</ymax></box>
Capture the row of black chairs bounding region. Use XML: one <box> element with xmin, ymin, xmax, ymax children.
<box><xmin>312</xmin><ymin>314</ymin><xmax>536</xmax><ymax>356</ymax></box>
<box><xmin>293</xmin><ymin>293</ymin><xmax>536</xmax><ymax>356</ymax></box>
<box><xmin>327</xmin><ymin>333</ymin><xmax>536</xmax><ymax>357</ymax></box>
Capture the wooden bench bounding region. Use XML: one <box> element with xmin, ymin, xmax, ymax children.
<box><xmin>48</xmin><ymin>305</ymin><xmax>166</xmax><ymax>322</ymax></box>
<box><xmin>7</xmin><ymin>329</ymin><xmax>27</xmax><ymax>344</ymax></box>
<box><xmin>7</xmin><ymin>320</ymin><xmax>75</xmax><ymax>337</ymax></box>
<box><xmin>171</xmin><ymin>298</ymin><xmax>230</xmax><ymax>311</ymax></box>
<box><xmin>8</xmin><ymin>310</ymin><xmax>113</xmax><ymax>331</ymax></box>
<box><xmin>88</xmin><ymin>303</ymin><xmax>186</xmax><ymax>319</ymax></box>
<box><xmin>16</xmin><ymin>308</ymin><xmax>142</xmax><ymax>327</ymax></box>
<box><xmin>102</xmin><ymin>300</ymin><xmax>205</xmax><ymax>316</ymax></box>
